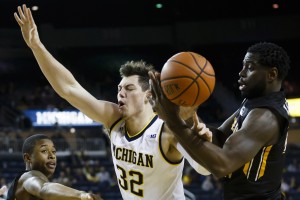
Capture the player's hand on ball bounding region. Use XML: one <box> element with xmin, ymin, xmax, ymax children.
<box><xmin>179</xmin><ymin>106</ymin><xmax>198</xmax><ymax>121</ymax></box>
<box><xmin>148</xmin><ymin>71</ymin><xmax>180</xmax><ymax>121</ymax></box>
<box><xmin>160</xmin><ymin>52</ymin><xmax>215</xmax><ymax>107</ymax></box>
<box><xmin>192</xmin><ymin>113</ymin><xmax>212</xmax><ymax>142</ymax></box>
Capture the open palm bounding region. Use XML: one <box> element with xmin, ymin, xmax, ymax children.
<box><xmin>14</xmin><ymin>4</ymin><xmax>41</xmax><ymax>49</ymax></box>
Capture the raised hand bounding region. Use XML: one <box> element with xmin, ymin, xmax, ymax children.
<box><xmin>14</xmin><ymin>4</ymin><xmax>41</xmax><ymax>49</ymax></box>
<box><xmin>178</xmin><ymin>105</ymin><xmax>198</xmax><ymax>121</ymax></box>
<box><xmin>191</xmin><ymin>113</ymin><xmax>212</xmax><ymax>142</ymax></box>
<box><xmin>148</xmin><ymin>71</ymin><xmax>180</xmax><ymax>121</ymax></box>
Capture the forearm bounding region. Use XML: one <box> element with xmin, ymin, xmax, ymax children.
<box><xmin>165</xmin><ymin>117</ymin><xmax>230</xmax><ymax>178</ymax></box>
<box><xmin>40</xmin><ymin>182</ymin><xmax>87</xmax><ymax>200</ymax></box>
<box><xmin>31</xmin><ymin>43</ymin><xmax>77</xmax><ymax>97</ymax></box>
<box><xmin>183</xmin><ymin>115</ymin><xmax>194</xmax><ymax>127</ymax></box>
<box><xmin>205</xmin><ymin>125</ymin><xmax>228</xmax><ymax>147</ymax></box>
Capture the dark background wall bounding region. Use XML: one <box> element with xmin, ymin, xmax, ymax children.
<box><xmin>0</xmin><ymin>0</ymin><xmax>299</xmax><ymax>99</ymax></box>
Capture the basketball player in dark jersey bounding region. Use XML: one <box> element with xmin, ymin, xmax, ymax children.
<box><xmin>6</xmin><ymin>134</ymin><xmax>102</xmax><ymax>200</ymax></box>
<box><xmin>149</xmin><ymin>42</ymin><xmax>291</xmax><ymax>199</ymax></box>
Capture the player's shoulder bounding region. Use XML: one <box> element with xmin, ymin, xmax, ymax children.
<box><xmin>247</xmin><ymin>107</ymin><xmax>277</xmax><ymax>120</ymax></box>
<box><xmin>251</xmin><ymin>106</ymin><xmax>287</xmax><ymax>127</ymax></box>
<box><xmin>161</xmin><ymin>122</ymin><xmax>177</xmax><ymax>142</ymax></box>
<box><xmin>20</xmin><ymin>170</ymin><xmax>48</xmax><ymax>182</ymax></box>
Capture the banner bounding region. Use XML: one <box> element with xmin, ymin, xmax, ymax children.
<box><xmin>23</xmin><ymin>109</ymin><xmax>102</xmax><ymax>127</ymax></box>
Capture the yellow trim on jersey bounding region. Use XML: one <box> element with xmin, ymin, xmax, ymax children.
<box><xmin>126</xmin><ymin>115</ymin><xmax>157</xmax><ymax>138</ymax></box>
<box><xmin>109</xmin><ymin>118</ymin><xmax>125</xmax><ymax>133</ymax></box>
<box><xmin>231</xmin><ymin>117</ymin><xmax>238</xmax><ymax>132</ymax></box>
<box><xmin>257</xmin><ymin>145</ymin><xmax>273</xmax><ymax>180</ymax></box>
<box><xmin>243</xmin><ymin>161</ymin><xmax>251</xmax><ymax>176</ymax></box>
<box><xmin>242</xmin><ymin>145</ymin><xmax>273</xmax><ymax>180</ymax></box>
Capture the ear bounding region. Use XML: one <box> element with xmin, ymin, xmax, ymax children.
<box><xmin>144</xmin><ymin>90</ymin><xmax>152</xmax><ymax>103</ymax></box>
<box><xmin>268</xmin><ymin>67</ymin><xmax>278</xmax><ymax>81</ymax></box>
<box><xmin>23</xmin><ymin>153</ymin><xmax>31</xmax><ymax>163</ymax></box>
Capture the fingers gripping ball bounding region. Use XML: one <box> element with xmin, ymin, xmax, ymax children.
<box><xmin>160</xmin><ymin>52</ymin><xmax>215</xmax><ymax>107</ymax></box>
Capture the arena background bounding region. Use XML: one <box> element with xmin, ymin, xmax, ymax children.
<box><xmin>0</xmin><ymin>0</ymin><xmax>300</xmax><ymax>199</ymax></box>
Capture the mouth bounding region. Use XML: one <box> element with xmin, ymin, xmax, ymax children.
<box><xmin>46</xmin><ymin>162</ymin><xmax>56</xmax><ymax>169</ymax></box>
<box><xmin>238</xmin><ymin>79</ymin><xmax>246</xmax><ymax>91</ymax></box>
<box><xmin>118</xmin><ymin>100</ymin><xmax>125</xmax><ymax>108</ymax></box>
<box><xmin>239</xmin><ymin>84</ymin><xmax>246</xmax><ymax>91</ymax></box>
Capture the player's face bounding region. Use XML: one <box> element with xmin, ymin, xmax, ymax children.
<box><xmin>30</xmin><ymin>139</ymin><xmax>57</xmax><ymax>178</ymax></box>
<box><xmin>117</xmin><ymin>75</ymin><xmax>148</xmax><ymax>117</ymax></box>
<box><xmin>238</xmin><ymin>52</ymin><xmax>269</xmax><ymax>99</ymax></box>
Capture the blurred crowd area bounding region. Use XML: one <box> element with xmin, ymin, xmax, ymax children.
<box><xmin>0</xmin><ymin>79</ymin><xmax>229</xmax><ymax>129</ymax></box>
<box><xmin>0</xmin><ymin>75</ymin><xmax>299</xmax><ymax>129</ymax></box>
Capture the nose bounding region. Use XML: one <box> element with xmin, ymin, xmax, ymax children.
<box><xmin>239</xmin><ymin>68</ymin><xmax>246</xmax><ymax>77</ymax></box>
<box><xmin>118</xmin><ymin>88</ymin><xmax>125</xmax><ymax>98</ymax></box>
<box><xmin>48</xmin><ymin>151</ymin><xmax>55</xmax><ymax>159</ymax></box>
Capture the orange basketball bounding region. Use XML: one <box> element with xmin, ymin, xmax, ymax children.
<box><xmin>160</xmin><ymin>51</ymin><xmax>215</xmax><ymax>107</ymax></box>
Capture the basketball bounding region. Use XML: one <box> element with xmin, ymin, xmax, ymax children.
<box><xmin>160</xmin><ymin>51</ymin><xmax>215</xmax><ymax>107</ymax></box>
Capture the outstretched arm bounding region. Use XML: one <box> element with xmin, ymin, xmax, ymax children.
<box><xmin>149</xmin><ymin>71</ymin><xmax>281</xmax><ymax>178</ymax></box>
<box><xmin>21</xmin><ymin>171</ymin><xmax>102</xmax><ymax>200</ymax></box>
<box><xmin>14</xmin><ymin>5</ymin><xmax>121</xmax><ymax>128</ymax></box>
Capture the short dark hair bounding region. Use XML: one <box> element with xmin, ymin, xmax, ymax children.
<box><xmin>119</xmin><ymin>60</ymin><xmax>156</xmax><ymax>91</ymax></box>
<box><xmin>247</xmin><ymin>42</ymin><xmax>290</xmax><ymax>80</ymax></box>
<box><xmin>22</xmin><ymin>134</ymin><xmax>51</xmax><ymax>155</ymax></box>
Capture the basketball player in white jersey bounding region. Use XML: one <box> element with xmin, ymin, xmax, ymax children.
<box><xmin>14</xmin><ymin>5</ymin><xmax>211</xmax><ymax>199</ymax></box>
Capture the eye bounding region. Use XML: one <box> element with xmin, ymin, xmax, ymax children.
<box><xmin>247</xmin><ymin>65</ymin><xmax>254</xmax><ymax>71</ymax></box>
<box><xmin>126</xmin><ymin>86</ymin><xmax>135</xmax><ymax>91</ymax></box>
<box><xmin>242</xmin><ymin>63</ymin><xmax>253</xmax><ymax>72</ymax></box>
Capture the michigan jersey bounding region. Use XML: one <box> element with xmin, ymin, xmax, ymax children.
<box><xmin>109</xmin><ymin>115</ymin><xmax>185</xmax><ymax>200</ymax></box>
<box><xmin>222</xmin><ymin>90</ymin><xmax>289</xmax><ymax>200</ymax></box>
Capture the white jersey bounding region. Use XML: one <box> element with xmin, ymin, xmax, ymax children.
<box><xmin>109</xmin><ymin>115</ymin><xmax>185</xmax><ymax>200</ymax></box>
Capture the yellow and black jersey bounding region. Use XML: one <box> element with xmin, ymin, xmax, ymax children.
<box><xmin>222</xmin><ymin>90</ymin><xmax>289</xmax><ymax>200</ymax></box>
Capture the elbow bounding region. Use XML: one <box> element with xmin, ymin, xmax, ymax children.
<box><xmin>39</xmin><ymin>183</ymin><xmax>49</xmax><ymax>199</ymax></box>
<box><xmin>39</xmin><ymin>183</ymin><xmax>54</xmax><ymax>200</ymax></box>
<box><xmin>56</xmin><ymin>87</ymin><xmax>71</xmax><ymax>99</ymax></box>
<box><xmin>58</xmin><ymin>83</ymin><xmax>81</xmax><ymax>100</ymax></box>
<box><xmin>52</xmin><ymin>82</ymin><xmax>77</xmax><ymax>99</ymax></box>
<box><xmin>210</xmin><ymin>166</ymin><xmax>231</xmax><ymax>179</ymax></box>
<box><xmin>212</xmin><ymin>172</ymin><xmax>226</xmax><ymax>179</ymax></box>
